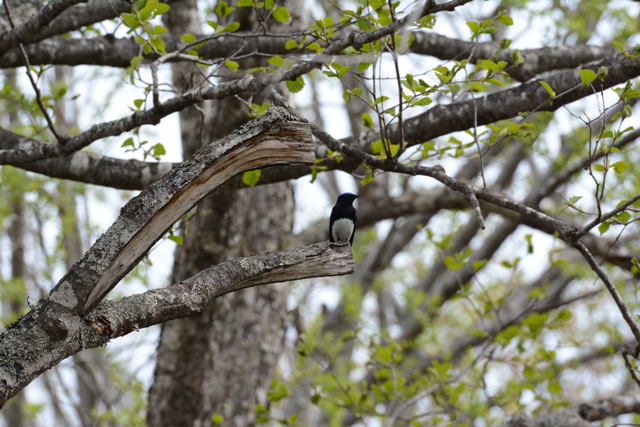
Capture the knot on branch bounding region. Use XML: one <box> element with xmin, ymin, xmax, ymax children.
<box><xmin>86</xmin><ymin>316</ymin><xmax>112</xmax><ymax>337</ymax></box>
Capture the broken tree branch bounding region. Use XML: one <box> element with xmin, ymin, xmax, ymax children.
<box><xmin>0</xmin><ymin>107</ymin><xmax>315</xmax><ymax>406</ymax></box>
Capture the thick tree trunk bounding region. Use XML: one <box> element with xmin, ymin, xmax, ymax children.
<box><xmin>148</xmin><ymin>1</ymin><xmax>295</xmax><ymax>426</ymax></box>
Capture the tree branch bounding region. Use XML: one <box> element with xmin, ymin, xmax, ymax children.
<box><xmin>85</xmin><ymin>242</ymin><xmax>354</xmax><ymax>339</ymax></box>
<box><xmin>0</xmin><ymin>242</ymin><xmax>353</xmax><ymax>408</ymax></box>
<box><xmin>0</xmin><ymin>31</ymin><xmax>616</xmax><ymax>84</ymax></box>
<box><xmin>0</xmin><ymin>107</ymin><xmax>315</xmax><ymax>406</ymax></box>
<box><xmin>0</xmin><ymin>0</ymin><xmax>88</xmax><ymax>58</ymax></box>
<box><xmin>504</xmin><ymin>394</ymin><xmax>640</xmax><ymax>427</ymax></box>
<box><xmin>0</xmin><ymin>0</ymin><xmax>475</xmax><ymax>165</ymax></box>
<box><xmin>409</xmin><ymin>32</ymin><xmax>619</xmax><ymax>81</ymax></box>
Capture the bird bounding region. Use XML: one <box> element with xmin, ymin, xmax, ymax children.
<box><xmin>329</xmin><ymin>193</ymin><xmax>361</xmax><ymax>245</ymax></box>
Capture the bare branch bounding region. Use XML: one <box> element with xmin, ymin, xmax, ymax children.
<box><xmin>0</xmin><ymin>241</ymin><xmax>353</xmax><ymax>408</ymax></box>
<box><xmin>86</xmin><ymin>242</ymin><xmax>354</xmax><ymax>339</ymax></box>
<box><xmin>571</xmin><ymin>241</ymin><xmax>640</xmax><ymax>342</ymax></box>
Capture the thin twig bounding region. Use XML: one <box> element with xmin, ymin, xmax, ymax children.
<box><xmin>576</xmin><ymin>192</ymin><xmax>640</xmax><ymax>238</ymax></box>
<box><xmin>3</xmin><ymin>0</ymin><xmax>64</xmax><ymax>142</ymax></box>
<box><xmin>571</xmin><ymin>241</ymin><xmax>640</xmax><ymax>343</ymax></box>
<box><xmin>387</xmin><ymin>0</ymin><xmax>405</xmax><ymax>160</ymax></box>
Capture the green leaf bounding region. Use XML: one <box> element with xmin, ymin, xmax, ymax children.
<box><xmin>357</xmin><ymin>62</ymin><xmax>371</xmax><ymax>72</ymax></box>
<box><xmin>134</xmin><ymin>99</ymin><xmax>144</xmax><ymax>109</ymax></box>
<box><xmin>267</xmin><ymin>380</ymin><xmax>289</xmax><ymax>402</ymax></box>
<box><xmin>478</xmin><ymin>60</ymin><xmax>499</xmax><ymax>72</ymax></box>
<box><xmin>310</xmin><ymin>394</ymin><xmax>321</xmax><ymax>404</ymax></box>
<box><xmin>121</xmin><ymin>13</ymin><xmax>139</xmax><ymax>28</ymax></box>
<box><xmin>337</xmin><ymin>66</ymin><xmax>351</xmax><ymax>78</ymax></box>
<box><xmin>180</xmin><ymin>34</ymin><xmax>196</xmax><ymax>43</ymax></box>
<box><xmin>152</xmin><ymin>143</ymin><xmax>166</xmax><ymax>156</ymax></box>
<box><xmin>512</xmin><ymin>50</ymin><xmax>525</xmax><ymax>66</ymax></box>
<box><xmin>580</xmin><ymin>69</ymin><xmax>597</xmax><ymax>86</ymax></box>
<box><xmin>130</xmin><ymin>55</ymin><xmax>144</xmax><ymax>70</ymax></box>
<box><xmin>472</xmin><ymin>260</ymin><xmax>487</xmax><ymax>271</ymax></box>
<box><xmin>212</xmin><ymin>414</ymin><xmax>224</xmax><ymax>425</ymax></box>
<box><xmin>150</xmin><ymin>37</ymin><xmax>166</xmax><ymax>53</ymax></box>
<box><xmin>611</xmin><ymin>41</ymin><xmax>625</xmax><ymax>54</ymax></box>
<box><xmin>207</xmin><ymin>20</ymin><xmax>218</xmax><ymax>30</ymax></box>
<box><xmin>466</xmin><ymin>21</ymin><xmax>480</xmax><ymax>35</ymax></box>
<box><xmin>613</xmin><ymin>160</ymin><xmax>628</xmax><ymax>174</ymax></box>
<box><xmin>568</xmin><ymin>195</ymin><xmax>582</xmax><ymax>205</ymax></box>
<box><xmin>152</xmin><ymin>25</ymin><xmax>167</xmax><ymax>35</ymax></box>
<box><xmin>285</xmin><ymin>40</ymin><xmax>299</xmax><ymax>49</ymax></box>
<box><xmin>625</xmin><ymin>89</ymin><xmax>640</xmax><ymax>99</ymax></box>
<box><xmin>593</xmin><ymin>164</ymin><xmax>605</xmax><ymax>172</ymax></box>
<box><xmin>216</xmin><ymin>1</ymin><xmax>235</xmax><ymax>18</ymax></box>
<box><xmin>286</xmin><ymin>76</ymin><xmax>305</xmax><ymax>93</ymax></box>
<box><xmin>168</xmin><ymin>235</ymin><xmax>183</xmax><ymax>245</ymax></box>
<box><xmin>361</xmin><ymin>171</ymin><xmax>374</xmax><ymax>186</ymax></box>
<box><xmin>414</xmin><ymin>97</ymin><xmax>432</xmax><ymax>106</ymax></box>
<box><xmin>525</xmin><ymin>234</ymin><xmax>533</xmax><ymax>254</ymax></box>
<box><xmin>273</xmin><ymin>7</ymin><xmax>290</xmax><ymax>23</ymax></box>
<box><xmin>223</xmin><ymin>22</ymin><xmax>240</xmax><ymax>32</ymax></box>
<box><xmin>376</xmin><ymin>346</ymin><xmax>392</xmax><ymax>363</ymax></box>
<box><xmin>444</xmin><ymin>256</ymin><xmax>463</xmax><ymax>271</ymax></box>
<box><xmin>471</xmin><ymin>81</ymin><xmax>486</xmax><ymax>92</ymax></box>
<box><xmin>242</xmin><ymin>170</ymin><xmax>261</xmax><ymax>187</ymax></box>
<box><xmin>539</xmin><ymin>81</ymin><xmax>554</xmax><ymax>98</ymax></box>
<box><xmin>225</xmin><ymin>60</ymin><xmax>239</xmax><ymax>70</ymax></box>
<box><xmin>342</xmin><ymin>90</ymin><xmax>352</xmax><ymax>104</ymax></box>
<box><xmin>548</xmin><ymin>381</ymin><xmax>562</xmax><ymax>394</ymax></box>
<box><xmin>306</xmin><ymin>42</ymin><xmax>321</xmax><ymax>51</ymax></box>
<box><xmin>361</xmin><ymin>113</ymin><xmax>374</xmax><ymax>128</ymax></box>
<box><xmin>237</xmin><ymin>0</ymin><xmax>253</xmax><ymax>6</ymax></box>
<box><xmin>598</xmin><ymin>221</ymin><xmax>610</xmax><ymax>235</ymax></box>
<box><xmin>121</xmin><ymin>137</ymin><xmax>134</xmax><ymax>148</ymax></box>
<box><xmin>617</xmin><ymin>211</ymin><xmax>631</xmax><ymax>223</ymax></box>
<box><xmin>267</xmin><ymin>56</ymin><xmax>284</xmax><ymax>67</ymax></box>
<box><xmin>374</xmin><ymin>96</ymin><xmax>389</xmax><ymax>105</ymax></box>
<box><xmin>498</xmin><ymin>15</ymin><xmax>513</xmax><ymax>25</ymax></box>
<box><xmin>246</xmin><ymin>66</ymin><xmax>266</xmax><ymax>74</ymax></box>
<box><xmin>155</xmin><ymin>3</ymin><xmax>170</xmax><ymax>15</ymax></box>
<box><xmin>370</xmin><ymin>139</ymin><xmax>384</xmax><ymax>155</ymax></box>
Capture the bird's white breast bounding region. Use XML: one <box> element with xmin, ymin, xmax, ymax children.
<box><xmin>332</xmin><ymin>218</ymin><xmax>355</xmax><ymax>242</ymax></box>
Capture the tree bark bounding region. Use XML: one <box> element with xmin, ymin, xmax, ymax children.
<box><xmin>0</xmin><ymin>107</ymin><xmax>313</xmax><ymax>407</ymax></box>
<box><xmin>148</xmin><ymin>2</ymin><xmax>305</xmax><ymax>425</ymax></box>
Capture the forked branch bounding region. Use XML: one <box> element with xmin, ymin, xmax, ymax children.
<box><xmin>0</xmin><ymin>107</ymin><xmax>321</xmax><ymax>406</ymax></box>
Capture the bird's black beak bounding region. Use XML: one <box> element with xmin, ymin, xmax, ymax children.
<box><xmin>355</xmin><ymin>194</ymin><xmax>362</xmax><ymax>198</ymax></box>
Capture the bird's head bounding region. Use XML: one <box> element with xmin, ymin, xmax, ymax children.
<box><xmin>336</xmin><ymin>193</ymin><xmax>361</xmax><ymax>206</ymax></box>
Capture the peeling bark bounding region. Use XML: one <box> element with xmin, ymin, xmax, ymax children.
<box><xmin>0</xmin><ymin>108</ymin><xmax>315</xmax><ymax>407</ymax></box>
<box><xmin>0</xmin><ymin>241</ymin><xmax>353</xmax><ymax>407</ymax></box>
